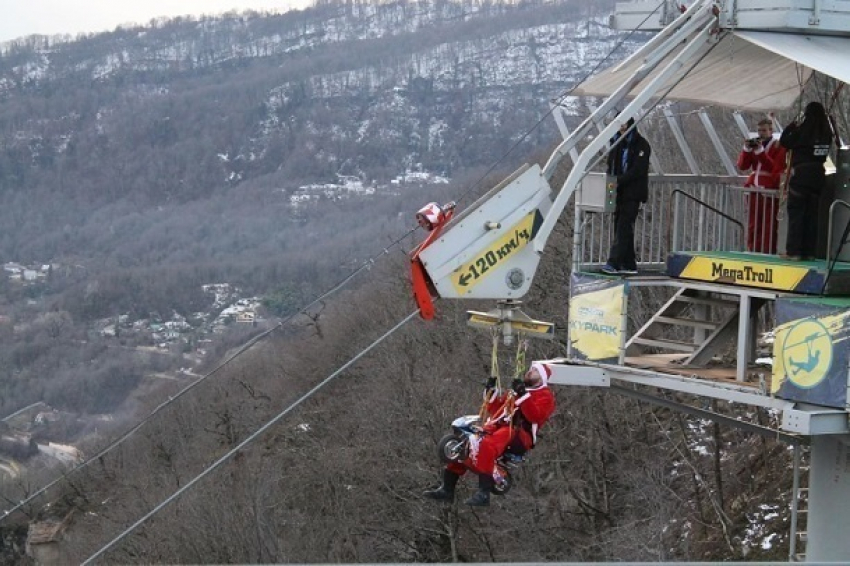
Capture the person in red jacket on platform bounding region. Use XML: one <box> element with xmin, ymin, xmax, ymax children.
<box><xmin>737</xmin><ymin>118</ymin><xmax>787</xmax><ymax>254</ymax></box>
<box><xmin>423</xmin><ymin>361</ymin><xmax>557</xmax><ymax>507</ymax></box>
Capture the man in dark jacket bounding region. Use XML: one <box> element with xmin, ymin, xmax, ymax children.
<box><xmin>779</xmin><ymin>101</ymin><xmax>834</xmax><ymax>260</ymax></box>
<box><xmin>602</xmin><ymin>117</ymin><xmax>652</xmax><ymax>275</ymax></box>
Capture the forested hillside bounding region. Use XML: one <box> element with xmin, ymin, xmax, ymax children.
<box><xmin>0</xmin><ymin>0</ymin><xmax>802</xmax><ymax>563</ymax></box>
<box><xmin>4</xmin><ymin>234</ymin><xmax>797</xmax><ymax>564</ymax></box>
<box><xmin>0</xmin><ymin>0</ymin><xmax>644</xmax><ymax>418</ymax></box>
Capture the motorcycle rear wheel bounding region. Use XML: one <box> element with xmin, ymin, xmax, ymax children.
<box><xmin>437</xmin><ymin>434</ymin><xmax>468</xmax><ymax>464</ymax></box>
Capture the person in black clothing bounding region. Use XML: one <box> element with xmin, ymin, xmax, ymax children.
<box><xmin>602</xmin><ymin>117</ymin><xmax>652</xmax><ymax>275</ymax></box>
<box><xmin>779</xmin><ymin>101</ymin><xmax>834</xmax><ymax>260</ymax></box>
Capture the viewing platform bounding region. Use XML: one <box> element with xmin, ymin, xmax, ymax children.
<box><xmin>552</xmin><ymin>2</ymin><xmax>850</xmax><ymax>560</ymax></box>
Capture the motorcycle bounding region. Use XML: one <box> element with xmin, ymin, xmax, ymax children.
<box><xmin>436</xmin><ymin>414</ymin><xmax>527</xmax><ymax>496</ymax></box>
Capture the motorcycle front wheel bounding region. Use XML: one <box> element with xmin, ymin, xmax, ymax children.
<box><xmin>437</xmin><ymin>434</ymin><xmax>468</xmax><ymax>464</ymax></box>
<box><xmin>491</xmin><ymin>468</ymin><xmax>512</xmax><ymax>496</ymax></box>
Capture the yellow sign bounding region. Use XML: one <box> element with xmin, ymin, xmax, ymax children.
<box><xmin>451</xmin><ymin>211</ymin><xmax>538</xmax><ymax>294</ymax></box>
<box><xmin>466</xmin><ymin>311</ymin><xmax>554</xmax><ymax>338</ymax></box>
<box><xmin>776</xmin><ymin>319</ymin><xmax>833</xmax><ymax>388</ymax></box>
<box><xmin>680</xmin><ymin>257</ymin><xmax>809</xmax><ymax>291</ymax></box>
<box><xmin>468</xmin><ymin>313</ymin><xmax>500</xmax><ymax>326</ymax></box>
<box><xmin>772</xmin><ymin>307</ymin><xmax>850</xmax><ymax>394</ymax></box>
<box><xmin>569</xmin><ymin>281</ymin><xmax>624</xmax><ymax>361</ymax></box>
<box><xmin>512</xmin><ymin>320</ymin><xmax>554</xmax><ymax>336</ymax></box>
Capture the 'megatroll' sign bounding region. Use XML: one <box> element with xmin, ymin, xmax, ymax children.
<box><xmin>708</xmin><ymin>262</ymin><xmax>776</xmax><ymax>284</ymax></box>
<box><xmin>667</xmin><ymin>252</ymin><xmax>825</xmax><ymax>294</ymax></box>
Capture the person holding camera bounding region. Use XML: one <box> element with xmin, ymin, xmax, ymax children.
<box><xmin>779</xmin><ymin>101</ymin><xmax>834</xmax><ymax>260</ymax></box>
<box><xmin>737</xmin><ymin>118</ymin><xmax>786</xmax><ymax>254</ymax></box>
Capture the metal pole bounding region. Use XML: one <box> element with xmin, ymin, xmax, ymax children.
<box><xmin>732</xmin><ymin>110</ymin><xmax>750</xmax><ymax>138</ymax></box>
<box><xmin>736</xmin><ymin>293</ymin><xmax>750</xmax><ymax>381</ymax></box>
<box><xmin>502</xmin><ymin>302</ymin><xmax>514</xmax><ymax>347</ymax></box>
<box><xmin>573</xmin><ymin>202</ymin><xmax>583</xmax><ymax>273</ymax></box>
<box><xmin>699</xmin><ymin>182</ymin><xmax>707</xmax><ymax>251</ymax></box>
<box><xmin>664</xmin><ymin>107</ymin><xmax>701</xmax><ymax>175</ymax></box>
<box><xmin>826</xmin><ymin>199</ymin><xmax>850</xmax><ymax>264</ymax></box>
<box><xmin>789</xmin><ymin>443</ymin><xmax>801</xmax><ymax>562</ymax></box>
<box><xmin>810</xmin><ymin>0</ymin><xmax>822</xmax><ymax>25</ymax></box>
<box><xmin>699</xmin><ymin>110</ymin><xmax>738</xmax><ymax>176</ymax></box>
<box><xmin>672</xmin><ymin>191</ymin><xmax>681</xmax><ymax>252</ymax></box>
<box><xmin>618</xmin><ymin>281</ymin><xmax>629</xmax><ymax>365</ymax></box>
<box><xmin>550</xmin><ymin>102</ymin><xmax>580</xmax><ymax>164</ymax></box>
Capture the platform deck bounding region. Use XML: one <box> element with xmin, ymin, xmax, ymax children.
<box><xmin>624</xmin><ymin>353</ymin><xmax>772</xmax><ymax>391</ymax></box>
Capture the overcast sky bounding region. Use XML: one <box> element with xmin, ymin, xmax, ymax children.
<box><xmin>0</xmin><ymin>0</ymin><xmax>313</xmax><ymax>43</ymax></box>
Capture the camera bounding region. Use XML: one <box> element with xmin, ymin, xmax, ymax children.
<box><xmin>746</xmin><ymin>137</ymin><xmax>761</xmax><ymax>148</ymax></box>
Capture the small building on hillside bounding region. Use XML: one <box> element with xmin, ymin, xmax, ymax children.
<box><xmin>26</xmin><ymin>512</ymin><xmax>74</xmax><ymax>566</ymax></box>
<box><xmin>236</xmin><ymin>311</ymin><xmax>256</xmax><ymax>325</ymax></box>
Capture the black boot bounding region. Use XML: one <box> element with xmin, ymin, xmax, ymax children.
<box><xmin>423</xmin><ymin>469</ymin><xmax>459</xmax><ymax>502</ymax></box>
<box><xmin>465</xmin><ymin>474</ymin><xmax>493</xmax><ymax>507</ymax></box>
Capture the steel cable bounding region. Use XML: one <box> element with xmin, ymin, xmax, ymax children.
<box><xmin>82</xmin><ymin>309</ymin><xmax>420</xmax><ymax>565</ymax></box>
<box><xmin>0</xmin><ymin>225</ymin><xmax>418</xmax><ymax>523</ymax></box>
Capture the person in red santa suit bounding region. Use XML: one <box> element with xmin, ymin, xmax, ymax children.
<box><xmin>423</xmin><ymin>361</ymin><xmax>557</xmax><ymax>507</ymax></box>
<box><xmin>737</xmin><ymin>117</ymin><xmax>787</xmax><ymax>254</ymax></box>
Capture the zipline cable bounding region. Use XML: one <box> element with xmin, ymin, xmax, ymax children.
<box><xmin>81</xmin><ymin>40</ymin><xmax>717</xmax><ymax>556</ymax></box>
<box><xmin>76</xmin><ymin>16</ymin><xmax>734</xmax><ymax>563</ymax></box>
<box><xmin>82</xmin><ymin>309</ymin><xmax>420</xmax><ymax>565</ymax></box>
<box><xmin>0</xmin><ymin>225</ymin><xmax>418</xmax><ymax>524</ymax></box>
<box><xmin>3</xmin><ymin>0</ymin><xmax>667</xmax><ymax>528</ymax></box>
<box><xmin>4</xmin><ymin>7</ymin><xmax>646</xmax><ymax>513</ymax></box>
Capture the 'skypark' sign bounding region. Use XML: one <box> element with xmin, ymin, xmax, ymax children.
<box><xmin>568</xmin><ymin>273</ymin><xmax>625</xmax><ymax>363</ymax></box>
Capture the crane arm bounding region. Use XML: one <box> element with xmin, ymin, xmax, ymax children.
<box><xmin>411</xmin><ymin>1</ymin><xmax>722</xmax><ymax>315</ymax></box>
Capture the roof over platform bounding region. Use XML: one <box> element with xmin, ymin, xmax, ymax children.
<box><xmin>574</xmin><ymin>30</ymin><xmax>850</xmax><ymax>111</ymax></box>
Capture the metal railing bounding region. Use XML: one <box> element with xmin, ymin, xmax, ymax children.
<box><xmin>821</xmin><ymin>199</ymin><xmax>850</xmax><ymax>293</ymax></box>
<box><xmin>669</xmin><ymin>188</ymin><xmax>744</xmax><ymax>254</ymax></box>
<box><xmin>825</xmin><ymin>199</ymin><xmax>850</xmax><ymax>266</ymax></box>
<box><xmin>576</xmin><ymin>175</ymin><xmax>767</xmax><ymax>270</ymax></box>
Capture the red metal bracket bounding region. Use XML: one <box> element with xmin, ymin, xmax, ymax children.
<box><xmin>410</xmin><ymin>207</ymin><xmax>454</xmax><ymax>320</ymax></box>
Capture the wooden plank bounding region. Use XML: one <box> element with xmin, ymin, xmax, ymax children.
<box><xmin>624</xmin><ymin>354</ymin><xmax>770</xmax><ymax>389</ymax></box>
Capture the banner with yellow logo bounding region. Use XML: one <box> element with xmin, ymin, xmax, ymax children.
<box><xmin>773</xmin><ymin>298</ymin><xmax>850</xmax><ymax>408</ymax></box>
<box><xmin>569</xmin><ymin>274</ymin><xmax>625</xmax><ymax>363</ymax></box>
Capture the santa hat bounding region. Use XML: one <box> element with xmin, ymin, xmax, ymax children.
<box><xmin>530</xmin><ymin>361</ymin><xmax>551</xmax><ymax>386</ymax></box>
<box><xmin>416</xmin><ymin>202</ymin><xmax>442</xmax><ymax>226</ymax></box>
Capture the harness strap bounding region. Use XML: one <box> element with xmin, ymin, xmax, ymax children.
<box><xmin>777</xmin><ymin>149</ymin><xmax>793</xmax><ymax>221</ymax></box>
<box><xmin>479</xmin><ymin>330</ymin><xmax>501</xmax><ymax>421</ymax></box>
<box><xmin>514</xmin><ymin>336</ymin><xmax>528</xmax><ymax>380</ymax></box>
